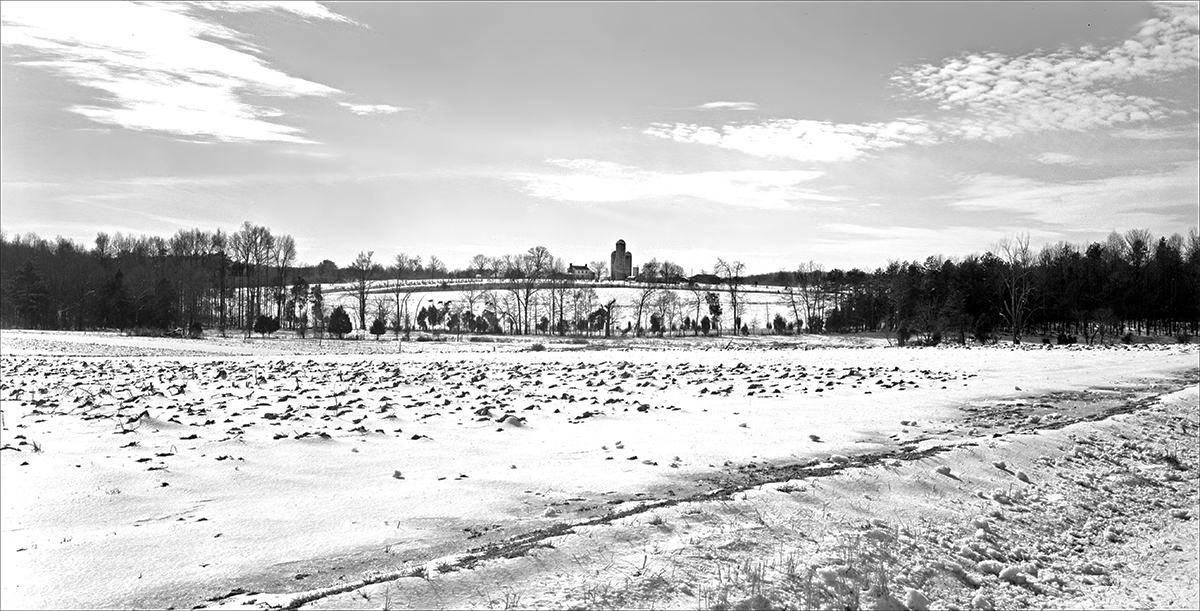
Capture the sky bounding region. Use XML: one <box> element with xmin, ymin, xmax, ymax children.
<box><xmin>2</xmin><ymin>1</ymin><xmax>1198</xmax><ymax>274</ymax></box>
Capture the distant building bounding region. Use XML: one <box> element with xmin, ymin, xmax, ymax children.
<box><xmin>611</xmin><ymin>239</ymin><xmax>633</xmax><ymax>280</ymax></box>
<box><xmin>567</xmin><ymin>264</ymin><xmax>595</xmax><ymax>280</ymax></box>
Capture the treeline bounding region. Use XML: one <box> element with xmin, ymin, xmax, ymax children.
<box><xmin>755</xmin><ymin>230</ymin><xmax>1200</xmax><ymax>344</ymax></box>
<box><xmin>0</xmin><ymin>222</ymin><xmax>300</xmax><ymax>335</ymax></box>
<box><xmin>3</xmin><ymin>226</ymin><xmax>1198</xmax><ymax>344</ymax></box>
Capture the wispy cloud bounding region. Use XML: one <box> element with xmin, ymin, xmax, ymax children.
<box><xmin>693</xmin><ymin>101</ymin><xmax>760</xmax><ymax>111</ymax></box>
<box><xmin>1111</xmin><ymin>126</ymin><xmax>1198</xmax><ymax>140</ymax></box>
<box><xmin>1034</xmin><ymin>152</ymin><xmax>1083</xmax><ymax>165</ymax></box>
<box><xmin>515</xmin><ymin>159</ymin><xmax>833</xmax><ymax>210</ymax></box>
<box><xmin>944</xmin><ymin>161</ymin><xmax>1199</xmax><ymax>231</ymax></box>
<box><xmin>191</xmin><ymin>1</ymin><xmax>360</xmax><ymax>26</ymax></box>
<box><xmin>0</xmin><ymin>1</ymin><xmax>356</xmax><ymax>144</ymax></box>
<box><xmin>340</xmin><ymin>103</ymin><xmax>407</xmax><ymax>115</ymax></box>
<box><xmin>892</xmin><ymin>2</ymin><xmax>1199</xmax><ymax>139</ymax></box>
<box><xmin>811</xmin><ymin>223</ymin><xmax>1063</xmax><ymax>267</ymax></box>
<box><xmin>645</xmin><ymin>119</ymin><xmax>936</xmax><ymax>163</ymax></box>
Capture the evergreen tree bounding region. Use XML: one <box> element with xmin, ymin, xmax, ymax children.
<box><xmin>370</xmin><ymin>317</ymin><xmax>387</xmax><ymax>340</ymax></box>
<box><xmin>328</xmin><ymin>305</ymin><xmax>352</xmax><ymax>339</ymax></box>
<box><xmin>773</xmin><ymin>313</ymin><xmax>787</xmax><ymax>334</ymax></box>
<box><xmin>7</xmin><ymin>260</ymin><xmax>49</xmax><ymax>328</ymax></box>
<box><xmin>99</xmin><ymin>270</ymin><xmax>132</xmax><ymax>329</ymax></box>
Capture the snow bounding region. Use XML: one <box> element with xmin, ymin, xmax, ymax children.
<box><xmin>1</xmin><ymin>330</ymin><xmax>1196</xmax><ymax>609</ymax></box>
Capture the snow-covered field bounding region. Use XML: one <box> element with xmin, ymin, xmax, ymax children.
<box><xmin>1</xmin><ymin>330</ymin><xmax>1196</xmax><ymax>610</ymax></box>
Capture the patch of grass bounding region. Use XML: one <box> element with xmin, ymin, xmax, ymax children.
<box><xmin>501</xmin><ymin>588</ymin><xmax>522</xmax><ymax>610</ymax></box>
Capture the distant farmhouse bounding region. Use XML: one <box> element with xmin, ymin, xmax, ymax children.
<box><xmin>567</xmin><ymin>264</ymin><xmax>595</xmax><ymax>280</ymax></box>
<box><xmin>611</xmin><ymin>239</ymin><xmax>634</xmax><ymax>280</ymax></box>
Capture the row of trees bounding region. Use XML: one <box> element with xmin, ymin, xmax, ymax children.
<box><xmin>759</xmin><ymin>230</ymin><xmax>1200</xmax><ymax>344</ymax></box>
<box><xmin>308</xmin><ymin>251</ymin><xmax>690</xmax><ymax>286</ymax></box>
<box><xmin>4</xmin><ymin>228</ymin><xmax>1197</xmax><ymax>343</ymax></box>
<box><xmin>1</xmin><ymin>222</ymin><xmax>299</xmax><ymax>335</ymax></box>
<box><xmin>336</xmin><ymin>247</ymin><xmax>695</xmax><ymax>339</ymax></box>
<box><xmin>339</xmin><ymin>229</ymin><xmax>1200</xmax><ymax>344</ymax></box>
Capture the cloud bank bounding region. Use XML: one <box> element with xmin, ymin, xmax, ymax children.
<box><xmin>1</xmin><ymin>1</ymin><xmax>359</xmax><ymax>143</ymax></box>
<box><xmin>892</xmin><ymin>2</ymin><xmax>1198</xmax><ymax>139</ymax></box>
<box><xmin>648</xmin><ymin>4</ymin><xmax>1197</xmax><ymax>160</ymax></box>
<box><xmin>645</xmin><ymin>119</ymin><xmax>936</xmax><ymax>163</ymax></box>
<box><xmin>693</xmin><ymin>101</ymin><xmax>760</xmax><ymax>111</ymax></box>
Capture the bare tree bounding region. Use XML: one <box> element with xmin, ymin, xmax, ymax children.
<box><xmin>714</xmin><ymin>259</ymin><xmax>746</xmax><ymax>334</ymax></box>
<box><xmin>489</xmin><ymin>290</ymin><xmax>521</xmax><ymax>335</ymax></box>
<box><xmin>546</xmin><ymin>276</ymin><xmax>571</xmax><ymax>335</ymax></box>
<box><xmin>590</xmin><ymin>260</ymin><xmax>608</xmax><ymax>282</ymax></box>
<box><xmin>630</xmin><ymin>283</ymin><xmax>660</xmax><ymax>335</ymax></box>
<box><xmin>272</xmin><ymin>234</ymin><xmax>296</xmax><ymax>320</ymax></box>
<box><xmin>571</xmin><ymin>287</ymin><xmax>599</xmax><ymax>334</ymax></box>
<box><xmin>231</xmin><ymin>222</ymin><xmax>274</xmax><ymax>338</ymax></box>
<box><xmin>653</xmin><ymin>290</ymin><xmax>680</xmax><ymax>336</ymax></box>
<box><xmin>687</xmin><ymin>281</ymin><xmax>707</xmax><ymax>335</ymax></box>
<box><xmin>601</xmin><ymin>298</ymin><xmax>617</xmax><ymax>337</ymax></box>
<box><xmin>640</xmin><ymin>258</ymin><xmax>662</xmax><ymax>282</ymax></box>
<box><xmin>489</xmin><ymin>255</ymin><xmax>509</xmax><ymax>279</ymax></box>
<box><xmin>371</xmin><ymin>296</ymin><xmax>390</xmax><ymax>330</ymax></box>
<box><xmin>349</xmin><ymin>250</ymin><xmax>376</xmax><ymax>333</ymax></box>
<box><xmin>789</xmin><ymin>261</ymin><xmax>825</xmax><ymax>332</ymax></box>
<box><xmin>997</xmin><ymin>234</ymin><xmax>1036</xmax><ymax>344</ymax></box>
<box><xmin>469</xmin><ymin>254</ymin><xmax>491</xmax><ymax>277</ymax></box>
<box><xmin>503</xmin><ymin>246</ymin><xmax>554</xmax><ymax>334</ymax></box>
<box><xmin>427</xmin><ymin>255</ymin><xmax>447</xmax><ymax>278</ymax></box>
<box><xmin>660</xmin><ymin>261</ymin><xmax>686</xmax><ymax>283</ymax></box>
<box><xmin>390</xmin><ymin>253</ymin><xmax>421</xmax><ymax>335</ymax></box>
<box><xmin>462</xmin><ymin>286</ymin><xmax>483</xmax><ymax>316</ymax></box>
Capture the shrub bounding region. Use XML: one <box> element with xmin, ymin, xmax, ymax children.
<box><xmin>124</xmin><ymin>327</ymin><xmax>164</xmax><ymax>337</ymax></box>
<box><xmin>912</xmin><ymin>332</ymin><xmax>941</xmax><ymax>347</ymax></box>
<box><xmin>972</xmin><ymin>318</ymin><xmax>995</xmax><ymax>344</ymax></box>
<box><xmin>1121</xmin><ymin>332</ymin><xmax>1134</xmax><ymax>344</ymax></box>
<box><xmin>253</xmin><ymin>314</ymin><xmax>281</xmax><ymax>337</ymax></box>
<box><xmin>530</xmin><ymin>343</ymin><xmax>546</xmax><ymax>352</ymax></box>
<box><xmin>1176</xmin><ymin>332</ymin><xmax>1192</xmax><ymax>344</ymax></box>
